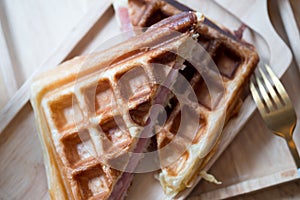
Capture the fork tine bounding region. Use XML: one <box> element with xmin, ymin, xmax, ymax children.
<box><xmin>250</xmin><ymin>79</ymin><xmax>267</xmax><ymax>113</ymax></box>
<box><xmin>258</xmin><ymin>67</ymin><xmax>282</xmax><ymax>109</ymax></box>
<box><xmin>264</xmin><ymin>64</ymin><xmax>291</xmax><ymax>105</ymax></box>
<box><xmin>255</xmin><ymin>72</ymin><xmax>275</xmax><ymax>112</ymax></box>
<box><xmin>251</xmin><ymin>64</ymin><xmax>300</xmax><ymax>171</ymax></box>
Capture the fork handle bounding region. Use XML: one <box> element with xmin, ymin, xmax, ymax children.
<box><xmin>286</xmin><ymin>139</ymin><xmax>300</xmax><ymax>169</ymax></box>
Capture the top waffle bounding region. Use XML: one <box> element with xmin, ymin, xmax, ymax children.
<box><xmin>31</xmin><ymin>12</ymin><xmax>208</xmax><ymax>200</ymax></box>
<box><xmin>126</xmin><ymin>0</ymin><xmax>259</xmax><ymax>197</ymax></box>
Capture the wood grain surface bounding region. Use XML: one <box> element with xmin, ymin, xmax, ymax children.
<box><xmin>0</xmin><ymin>19</ymin><xmax>18</xmax><ymax>98</ymax></box>
<box><xmin>0</xmin><ymin>0</ymin><xmax>112</xmax><ymax>134</ymax></box>
<box><xmin>0</xmin><ymin>0</ymin><xmax>300</xmax><ymax>199</ymax></box>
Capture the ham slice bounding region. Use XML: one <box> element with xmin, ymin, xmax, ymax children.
<box><xmin>111</xmin><ymin>2</ymin><xmax>197</xmax><ymax>200</ymax></box>
<box><xmin>113</xmin><ymin>0</ymin><xmax>133</xmax><ymax>32</ymax></box>
<box><xmin>109</xmin><ymin>58</ymin><xmax>185</xmax><ymax>199</ymax></box>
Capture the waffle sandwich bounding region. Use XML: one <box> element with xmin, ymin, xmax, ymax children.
<box><xmin>31</xmin><ymin>2</ymin><xmax>259</xmax><ymax>200</ymax></box>
<box><xmin>124</xmin><ymin>0</ymin><xmax>260</xmax><ymax>197</ymax></box>
<box><xmin>31</xmin><ymin>12</ymin><xmax>203</xmax><ymax>199</ymax></box>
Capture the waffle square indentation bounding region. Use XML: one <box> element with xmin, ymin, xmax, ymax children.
<box><xmin>192</xmin><ymin>78</ymin><xmax>223</xmax><ymax>110</ymax></box>
<box><xmin>213</xmin><ymin>44</ymin><xmax>242</xmax><ymax>79</ymax></box>
<box><xmin>84</xmin><ymin>79</ymin><xmax>116</xmax><ymax>116</ymax></box>
<box><xmin>75</xmin><ymin>164</ymin><xmax>110</xmax><ymax>199</ymax></box>
<box><xmin>99</xmin><ymin>116</ymin><xmax>132</xmax><ymax>153</ymax></box>
<box><xmin>129</xmin><ymin>100</ymin><xmax>151</xmax><ymax>126</ymax></box>
<box><xmin>62</xmin><ymin>130</ymin><xmax>96</xmax><ymax>166</ymax></box>
<box><xmin>49</xmin><ymin>94</ymin><xmax>83</xmax><ymax>131</ymax></box>
<box><xmin>117</xmin><ymin>66</ymin><xmax>151</xmax><ymax>101</ymax></box>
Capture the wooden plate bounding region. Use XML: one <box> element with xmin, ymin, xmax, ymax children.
<box><xmin>0</xmin><ymin>0</ymin><xmax>296</xmax><ymax>199</ymax></box>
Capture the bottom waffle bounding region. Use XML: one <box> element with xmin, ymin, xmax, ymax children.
<box><xmin>126</xmin><ymin>0</ymin><xmax>259</xmax><ymax>197</ymax></box>
<box><xmin>31</xmin><ymin>12</ymin><xmax>209</xmax><ymax>200</ymax></box>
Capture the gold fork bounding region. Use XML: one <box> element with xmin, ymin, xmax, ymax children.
<box><xmin>250</xmin><ymin>64</ymin><xmax>300</xmax><ymax>175</ymax></box>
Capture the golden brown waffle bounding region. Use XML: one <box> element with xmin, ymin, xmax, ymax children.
<box><xmin>128</xmin><ymin>0</ymin><xmax>259</xmax><ymax>197</ymax></box>
<box><xmin>30</xmin><ymin>12</ymin><xmax>204</xmax><ymax>200</ymax></box>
